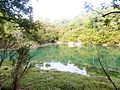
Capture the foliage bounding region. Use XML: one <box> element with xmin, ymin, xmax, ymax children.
<box><xmin>59</xmin><ymin>8</ymin><xmax>120</xmax><ymax>45</ymax></box>
<box><xmin>34</xmin><ymin>19</ymin><xmax>65</xmax><ymax>44</ymax></box>
<box><xmin>0</xmin><ymin>0</ymin><xmax>38</xmax><ymax>90</ymax></box>
<box><xmin>33</xmin><ymin>6</ymin><xmax>120</xmax><ymax>45</ymax></box>
<box><xmin>21</xmin><ymin>1</ymin><xmax>119</xmax><ymax>45</ymax></box>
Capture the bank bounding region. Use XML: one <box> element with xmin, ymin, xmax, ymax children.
<box><xmin>1</xmin><ymin>63</ymin><xmax>120</xmax><ymax>90</ymax></box>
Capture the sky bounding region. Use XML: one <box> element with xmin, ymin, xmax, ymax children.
<box><xmin>30</xmin><ymin>0</ymin><xmax>112</xmax><ymax>21</ymax></box>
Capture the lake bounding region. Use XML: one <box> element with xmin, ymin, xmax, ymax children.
<box><xmin>31</xmin><ymin>44</ymin><xmax>120</xmax><ymax>78</ymax></box>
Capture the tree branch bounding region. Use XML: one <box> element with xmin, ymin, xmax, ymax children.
<box><xmin>102</xmin><ymin>11</ymin><xmax>120</xmax><ymax>17</ymax></box>
<box><xmin>96</xmin><ymin>47</ymin><xmax>117</xmax><ymax>90</ymax></box>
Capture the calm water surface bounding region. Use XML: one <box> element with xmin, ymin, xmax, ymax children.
<box><xmin>31</xmin><ymin>45</ymin><xmax>120</xmax><ymax>77</ymax></box>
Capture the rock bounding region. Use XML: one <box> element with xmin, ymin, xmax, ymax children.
<box><xmin>102</xmin><ymin>44</ymin><xmax>108</xmax><ymax>47</ymax></box>
<box><xmin>68</xmin><ymin>42</ymin><xmax>76</xmax><ymax>47</ymax></box>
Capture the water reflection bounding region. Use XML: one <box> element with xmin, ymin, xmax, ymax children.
<box><xmin>31</xmin><ymin>45</ymin><xmax>120</xmax><ymax>69</ymax></box>
<box><xmin>35</xmin><ymin>61</ymin><xmax>89</xmax><ymax>76</ymax></box>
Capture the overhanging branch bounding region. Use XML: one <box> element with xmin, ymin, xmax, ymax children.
<box><xmin>102</xmin><ymin>11</ymin><xmax>120</xmax><ymax>17</ymax></box>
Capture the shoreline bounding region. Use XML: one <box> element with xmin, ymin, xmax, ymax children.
<box><xmin>31</xmin><ymin>41</ymin><xmax>120</xmax><ymax>49</ymax></box>
<box><xmin>0</xmin><ymin>42</ymin><xmax>119</xmax><ymax>51</ymax></box>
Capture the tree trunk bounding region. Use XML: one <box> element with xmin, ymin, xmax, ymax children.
<box><xmin>12</xmin><ymin>75</ymin><xmax>18</xmax><ymax>90</ymax></box>
<box><xmin>12</xmin><ymin>63</ymin><xmax>21</xmax><ymax>90</ymax></box>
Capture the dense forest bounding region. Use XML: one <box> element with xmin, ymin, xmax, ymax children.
<box><xmin>0</xmin><ymin>0</ymin><xmax>120</xmax><ymax>90</ymax></box>
<box><xmin>32</xmin><ymin>6</ymin><xmax>120</xmax><ymax>45</ymax></box>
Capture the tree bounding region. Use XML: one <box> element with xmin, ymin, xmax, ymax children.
<box><xmin>0</xmin><ymin>0</ymin><xmax>32</xmax><ymax>22</ymax></box>
<box><xmin>0</xmin><ymin>0</ymin><xmax>38</xmax><ymax>90</ymax></box>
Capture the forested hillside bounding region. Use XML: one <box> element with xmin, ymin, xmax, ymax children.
<box><xmin>34</xmin><ymin>5</ymin><xmax>120</xmax><ymax>45</ymax></box>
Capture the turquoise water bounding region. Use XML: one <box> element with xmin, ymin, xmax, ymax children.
<box><xmin>30</xmin><ymin>45</ymin><xmax>120</xmax><ymax>77</ymax></box>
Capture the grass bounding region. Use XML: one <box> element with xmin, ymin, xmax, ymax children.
<box><xmin>1</xmin><ymin>62</ymin><xmax>120</xmax><ymax>90</ymax></box>
<box><xmin>20</xmin><ymin>68</ymin><xmax>120</xmax><ymax>90</ymax></box>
